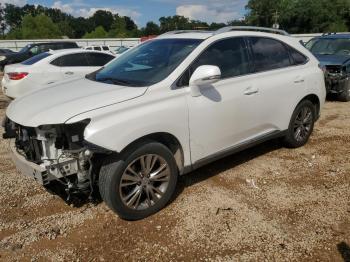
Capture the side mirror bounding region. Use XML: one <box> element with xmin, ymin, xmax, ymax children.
<box><xmin>189</xmin><ymin>65</ymin><xmax>221</xmax><ymax>97</ymax></box>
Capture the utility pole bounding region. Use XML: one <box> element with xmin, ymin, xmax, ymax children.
<box><xmin>272</xmin><ymin>10</ymin><xmax>280</xmax><ymax>29</ymax></box>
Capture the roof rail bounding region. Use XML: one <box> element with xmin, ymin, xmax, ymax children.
<box><xmin>161</xmin><ymin>30</ymin><xmax>211</xmax><ymax>35</ymax></box>
<box><xmin>215</xmin><ymin>26</ymin><xmax>290</xmax><ymax>36</ymax></box>
<box><xmin>322</xmin><ymin>32</ymin><xmax>337</xmax><ymax>36</ymax></box>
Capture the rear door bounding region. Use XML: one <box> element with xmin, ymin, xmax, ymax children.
<box><xmin>247</xmin><ymin>37</ymin><xmax>308</xmax><ymax>131</ymax></box>
<box><xmin>52</xmin><ymin>53</ymin><xmax>92</xmax><ymax>79</ymax></box>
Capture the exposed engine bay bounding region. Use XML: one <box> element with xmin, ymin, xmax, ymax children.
<box><xmin>2</xmin><ymin>118</ymin><xmax>109</xmax><ymax>201</ymax></box>
<box><xmin>324</xmin><ymin>64</ymin><xmax>350</xmax><ymax>94</ymax></box>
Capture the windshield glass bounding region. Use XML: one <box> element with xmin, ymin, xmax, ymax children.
<box><xmin>21</xmin><ymin>52</ymin><xmax>52</xmax><ymax>65</ymax></box>
<box><xmin>307</xmin><ymin>38</ymin><xmax>350</xmax><ymax>55</ymax></box>
<box><xmin>93</xmin><ymin>38</ymin><xmax>202</xmax><ymax>87</ymax></box>
<box><xmin>20</xmin><ymin>44</ymin><xmax>31</xmax><ymax>53</ymax></box>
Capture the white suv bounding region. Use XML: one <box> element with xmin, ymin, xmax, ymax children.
<box><xmin>3</xmin><ymin>27</ymin><xmax>326</xmax><ymax>220</ymax></box>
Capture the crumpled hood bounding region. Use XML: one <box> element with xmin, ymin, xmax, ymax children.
<box><xmin>315</xmin><ymin>54</ymin><xmax>350</xmax><ymax>66</ymax></box>
<box><xmin>6</xmin><ymin>77</ymin><xmax>147</xmax><ymax>127</ymax></box>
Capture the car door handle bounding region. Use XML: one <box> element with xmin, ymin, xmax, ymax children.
<box><xmin>65</xmin><ymin>71</ymin><xmax>74</xmax><ymax>75</ymax></box>
<box><xmin>244</xmin><ymin>87</ymin><xmax>259</xmax><ymax>95</ymax></box>
<box><xmin>294</xmin><ymin>77</ymin><xmax>305</xmax><ymax>83</ymax></box>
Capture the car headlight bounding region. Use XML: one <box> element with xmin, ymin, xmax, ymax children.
<box><xmin>0</xmin><ymin>56</ymin><xmax>6</xmax><ymax>61</ymax></box>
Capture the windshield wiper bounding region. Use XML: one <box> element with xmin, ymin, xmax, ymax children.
<box><xmin>96</xmin><ymin>77</ymin><xmax>139</xmax><ymax>87</ymax></box>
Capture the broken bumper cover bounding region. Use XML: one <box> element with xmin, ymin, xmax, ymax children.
<box><xmin>9</xmin><ymin>140</ymin><xmax>50</xmax><ymax>185</ymax></box>
<box><xmin>325</xmin><ymin>74</ymin><xmax>350</xmax><ymax>94</ymax></box>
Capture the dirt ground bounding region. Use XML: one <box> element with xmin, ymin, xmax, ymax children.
<box><xmin>0</xmin><ymin>90</ymin><xmax>349</xmax><ymax>262</ymax></box>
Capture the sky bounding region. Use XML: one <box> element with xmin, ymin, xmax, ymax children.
<box><xmin>1</xmin><ymin>0</ymin><xmax>248</xmax><ymax>27</ymax></box>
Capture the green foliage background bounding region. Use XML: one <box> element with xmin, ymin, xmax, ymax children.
<box><xmin>0</xmin><ymin>0</ymin><xmax>349</xmax><ymax>39</ymax></box>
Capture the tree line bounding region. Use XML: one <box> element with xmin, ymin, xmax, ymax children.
<box><xmin>0</xmin><ymin>0</ymin><xmax>349</xmax><ymax>40</ymax></box>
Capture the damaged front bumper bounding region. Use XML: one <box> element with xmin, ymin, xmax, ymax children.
<box><xmin>10</xmin><ymin>140</ymin><xmax>50</xmax><ymax>185</ymax></box>
<box><xmin>324</xmin><ymin>66</ymin><xmax>350</xmax><ymax>94</ymax></box>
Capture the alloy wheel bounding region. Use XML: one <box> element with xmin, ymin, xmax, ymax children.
<box><xmin>293</xmin><ymin>106</ymin><xmax>313</xmax><ymax>142</ymax></box>
<box><xmin>119</xmin><ymin>154</ymin><xmax>171</xmax><ymax>210</ymax></box>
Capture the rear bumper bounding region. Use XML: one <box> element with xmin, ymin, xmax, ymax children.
<box><xmin>10</xmin><ymin>140</ymin><xmax>50</xmax><ymax>185</ymax></box>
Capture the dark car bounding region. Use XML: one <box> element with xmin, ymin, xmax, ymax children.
<box><xmin>0</xmin><ymin>42</ymin><xmax>79</xmax><ymax>70</ymax></box>
<box><xmin>0</xmin><ymin>49</ymin><xmax>14</xmax><ymax>55</ymax></box>
<box><xmin>306</xmin><ymin>34</ymin><xmax>350</xmax><ymax>101</ymax></box>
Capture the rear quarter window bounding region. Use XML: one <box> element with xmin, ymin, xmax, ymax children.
<box><xmin>288</xmin><ymin>46</ymin><xmax>308</xmax><ymax>65</ymax></box>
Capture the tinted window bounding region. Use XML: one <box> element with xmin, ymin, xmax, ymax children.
<box><xmin>250</xmin><ymin>37</ymin><xmax>291</xmax><ymax>72</ymax></box>
<box><xmin>39</xmin><ymin>44</ymin><xmax>51</xmax><ymax>52</ymax></box>
<box><xmin>288</xmin><ymin>46</ymin><xmax>308</xmax><ymax>65</ymax></box>
<box><xmin>177</xmin><ymin>37</ymin><xmax>250</xmax><ymax>87</ymax></box>
<box><xmin>102</xmin><ymin>46</ymin><xmax>109</xmax><ymax>51</ymax></box>
<box><xmin>22</xmin><ymin>52</ymin><xmax>52</xmax><ymax>65</ymax></box>
<box><xmin>94</xmin><ymin>47</ymin><xmax>102</xmax><ymax>51</ymax></box>
<box><xmin>63</xmin><ymin>42</ymin><xmax>78</xmax><ymax>48</ymax></box>
<box><xmin>51</xmin><ymin>53</ymin><xmax>89</xmax><ymax>67</ymax></box>
<box><xmin>29</xmin><ymin>45</ymin><xmax>40</xmax><ymax>55</ymax></box>
<box><xmin>86</xmin><ymin>53</ymin><xmax>114</xmax><ymax>66</ymax></box>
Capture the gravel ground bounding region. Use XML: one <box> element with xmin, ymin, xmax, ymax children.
<box><xmin>0</xmin><ymin>90</ymin><xmax>349</xmax><ymax>261</ymax></box>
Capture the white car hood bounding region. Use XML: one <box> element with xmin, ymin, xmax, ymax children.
<box><xmin>6</xmin><ymin>77</ymin><xmax>147</xmax><ymax>127</ymax></box>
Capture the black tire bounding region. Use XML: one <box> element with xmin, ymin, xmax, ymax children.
<box><xmin>99</xmin><ymin>141</ymin><xmax>178</xmax><ymax>220</ymax></box>
<box><xmin>337</xmin><ymin>82</ymin><xmax>350</xmax><ymax>102</ymax></box>
<box><xmin>284</xmin><ymin>100</ymin><xmax>316</xmax><ymax>148</ymax></box>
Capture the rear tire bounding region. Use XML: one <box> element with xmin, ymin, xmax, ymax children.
<box><xmin>284</xmin><ymin>100</ymin><xmax>316</xmax><ymax>148</ymax></box>
<box><xmin>99</xmin><ymin>141</ymin><xmax>178</xmax><ymax>220</ymax></box>
<box><xmin>337</xmin><ymin>82</ymin><xmax>350</xmax><ymax>102</ymax></box>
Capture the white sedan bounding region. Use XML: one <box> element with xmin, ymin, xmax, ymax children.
<box><xmin>1</xmin><ymin>49</ymin><xmax>115</xmax><ymax>99</ymax></box>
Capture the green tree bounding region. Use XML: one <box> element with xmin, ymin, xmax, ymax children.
<box><xmin>90</xmin><ymin>10</ymin><xmax>114</xmax><ymax>31</ymax></box>
<box><xmin>246</xmin><ymin>0</ymin><xmax>350</xmax><ymax>33</ymax></box>
<box><xmin>143</xmin><ymin>21</ymin><xmax>160</xmax><ymax>35</ymax></box>
<box><xmin>108</xmin><ymin>16</ymin><xmax>129</xmax><ymax>37</ymax></box>
<box><xmin>83</xmin><ymin>26</ymin><xmax>108</xmax><ymax>38</ymax></box>
<box><xmin>7</xmin><ymin>14</ymin><xmax>62</xmax><ymax>39</ymax></box>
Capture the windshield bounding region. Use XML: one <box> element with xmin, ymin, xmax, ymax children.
<box><xmin>19</xmin><ymin>44</ymin><xmax>31</xmax><ymax>53</ymax></box>
<box><xmin>93</xmin><ymin>38</ymin><xmax>202</xmax><ymax>87</ymax></box>
<box><xmin>307</xmin><ymin>38</ymin><xmax>350</xmax><ymax>55</ymax></box>
<box><xmin>21</xmin><ymin>52</ymin><xmax>52</xmax><ymax>65</ymax></box>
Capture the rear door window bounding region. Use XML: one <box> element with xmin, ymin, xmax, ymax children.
<box><xmin>249</xmin><ymin>37</ymin><xmax>292</xmax><ymax>72</ymax></box>
<box><xmin>94</xmin><ymin>46</ymin><xmax>102</xmax><ymax>51</ymax></box>
<box><xmin>51</xmin><ymin>53</ymin><xmax>90</xmax><ymax>67</ymax></box>
<box><xmin>86</xmin><ymin>53</ymin><xmax>115</xmax><ymax>66</ymax></box>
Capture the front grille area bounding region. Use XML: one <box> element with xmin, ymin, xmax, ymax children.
<box><xmin>325</xmin><ymin>65</ymin><xmax>342</xmax><ymax>75</ymax></box>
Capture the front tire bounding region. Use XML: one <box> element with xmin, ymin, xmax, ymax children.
<box><xmin>99</xmin><ymin>141</ymin><xmax>178</xmax><ymax>220</ymax></box>
<box><xmin>284</xmin><ymin>100</ymin><xmax>316</xmax><ymax>148</ymax></box>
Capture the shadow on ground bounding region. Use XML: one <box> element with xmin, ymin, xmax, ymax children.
<box><xmin>174</xmin><ymin>138</ymin><xmax>283</xmax><ymax>199</ymax></box>
<box><xmin>337</xmin><ymin>242</ymin><xmax>350</xmax><ymax>262</ymax></box>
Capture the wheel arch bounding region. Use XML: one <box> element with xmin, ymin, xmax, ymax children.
<box><xmin>299</xmin><ymin>94</ymin><xmax>321</xmax><ymax>118</ymax></box>
<box><xmin>119</xmin><ymin>132</ymin><xmax>185</xmax><ymax>174</ymax></box>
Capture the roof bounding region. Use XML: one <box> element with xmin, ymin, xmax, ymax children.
<box><xmin>156</xmin><ymin>26</ymin><xmax>291</xmax><ymax>40</ymax></box>
<box><xmin>315</xmin><ymin>34</ymin><xmax>350</xmax><ymax>39</ymax></box>
<box><xmin>47</xmin><ymin>49</ymin><xmax>115</xmax><ymax>57</ymax></box>
<box><xmin>28</xmin><ymin>41</ymin><xmax>77</xmax><ymax>46</ymax></box>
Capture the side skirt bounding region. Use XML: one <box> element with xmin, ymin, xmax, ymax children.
<box><xmin>182</xmin><ymin>130</ymin><xmax>287</xmax><ymax>175</ymax></box>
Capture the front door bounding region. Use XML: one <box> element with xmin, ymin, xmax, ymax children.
<box><xmin>184</xmin><ymin>37</ymin><xmax>266</xmax><ymax>163</ymax></box>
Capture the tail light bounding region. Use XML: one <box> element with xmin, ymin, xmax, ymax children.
<box><xmin>7</xmin><ymin>72</ymin><xmax>28</xmax><ymax>80</ymax></box>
